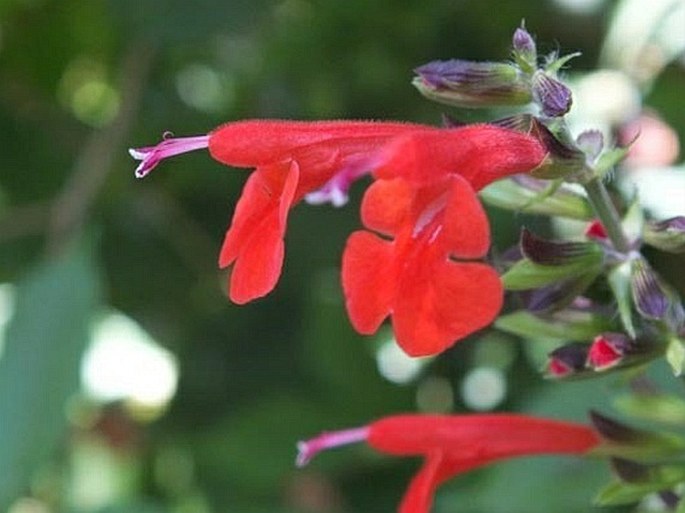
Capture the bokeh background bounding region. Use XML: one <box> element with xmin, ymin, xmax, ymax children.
<box><xmin>1</xmin><ymin>0</ymin><xmax>684</xmax><ymax>512</ymax></box>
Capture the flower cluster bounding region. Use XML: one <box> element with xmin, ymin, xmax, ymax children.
<box><xmin>131</xmin><ymin>22</ymin><xmax>685</xmax><ymax>513</ymax></box>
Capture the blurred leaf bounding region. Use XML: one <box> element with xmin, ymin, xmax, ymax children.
<box><xmin>480</xmin><ymin>179</ymin><xmax>594</xmax><ymax>220</ymax></box>
<box><xmin>607</xmin><ymin>261</ymin><xmax>636</xmax><ymax>338</ymax></box>
<box><xmin>0</xmin><ymin>240</ymin><xmax>100</xmax><ymax>509</ymax></box>
<box><xmin>495</xmin><ymin>310</ymin><xmax>611</xmax><ymax>342</ymax></box>
<box><xmin>594</xmin><ymin>465</ymin><xmax>685</xmax><ymax>506</ymax></box>
<box><xmin>502</xmin><ymin>253</ymin><xmax>602</xmax><ymax>291</ymax></box>
<box><xmin>614</xmin><ymin>393</ymin><xmax>685</xmax><ymax>426</ymax></box>
<box><xmin>666</xmin><ymin>337</ymin><xmax>685</xmax><ymax>377</ymax></box>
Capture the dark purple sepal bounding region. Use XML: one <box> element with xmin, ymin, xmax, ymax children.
<box><xmin>631</xmin><ymin>259</ymin><xmax>672</xmax><ymax>321</ymax></box>
<box><xmin>520</xmin><ymin>228</ymin><xmax>599</xmax><ymax>265</ymax></box>
<box><xmin>522</xmin><ymin>275</ymin><xmax>596</xmax><ymax>314</ymax></box>
<box><xmin>532</xmin><ymin>70</ymin><xmax>573</xmax><ymax>117</ymax></box>
<box><xmin>546</xmin><ymin>342</ymin><xmax>589</xmax><ymax>378</ymax></box>
<box><xmin>610</xmin><ymin>458</ymin><xmax>650</xmax><ymax>483</ymax></box>
<box><xmin>589</xmin><ymin>411</ymin><xmax>644</xmax><ymax>444</ymax></box>
<box><xmin>490</xmin><ymin>114</ymin><xmax>534</xmax><ymax>133</ymax></box>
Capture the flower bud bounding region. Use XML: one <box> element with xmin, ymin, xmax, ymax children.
<box><xmin>587</xmin><ymin>332</ymin><xmax>658</xmax><ymax>371</ymax></box>
<box><xmin>413</xmin><ymin>60</ymin><xmax>531</xmax><ymax>108</ymax></box>
<box><xmin>546</xmin><ymin>342</ymin><xmax>589</xmax><ymax>378</ymax></box>
<box><xmin>631</xmin><ymin>259</ymin><xmax>674</xmax><ymax>321</ymax></box>
<box><xmin>532</xmin><ymin>70</ymin><xmax>573</xmax><ymax>117</ymax></box>
<box><xmin>512</xmin><ymin>26</ymin><xmax>537</xmax><ymax>72</ymax></box>
<box><xmin>590</xmin><ymin>410</ymin><xmax>685</xmax><ymax>462</ymax></box>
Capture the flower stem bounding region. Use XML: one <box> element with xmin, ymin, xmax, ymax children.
<box><xmin>583</xmin><ymin>176</ymin><xmax>631</xmax><ymax>253</ymax></box>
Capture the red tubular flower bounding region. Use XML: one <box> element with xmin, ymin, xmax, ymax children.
<box><xmin>131</xmin><ymin>120</ymin><xmax>426</xmax><ymax>303</ymax></box>
<box><xmin>343</xmin><ymin>125</ymin><xmax>547</xmax><ymax>356</ymax></box>
<box><xmin>297</xmin><ymin>414</ymin><xmax>599</xmax><ymax>513</ymax></box>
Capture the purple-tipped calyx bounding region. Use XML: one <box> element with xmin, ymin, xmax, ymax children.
<box><xmin>532</xmin><ymin>71</ymin><xmax>573</xmax><ymax>117</ymax></box>
<box><xmin>413</xmin><ymin>60</ymin><xmax>531</xmax><ymax>108</ymax></box>
<box><xmin>296</xmin><ymin>426</ymin><xmax>369</xmax><ymax>467</ymax></box>
<box><xmin>129</xmin><ymin>134</ymin><xmax>209</xmax><ymax>178</ymax></box>
<box><xmin>512</xmin><ymin>25</ymin><xmax>537</xmax><ymax>71</ymax></box>
<box><xmin>631</xmin><ymin>259</ymin><xmax>672</xmax><ymax>321</ymax></box>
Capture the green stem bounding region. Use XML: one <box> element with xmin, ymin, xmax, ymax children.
<box><xmin>583</xmin><ymin>176</ymin><xmax>631</xmax><ymax>253</ymax></box>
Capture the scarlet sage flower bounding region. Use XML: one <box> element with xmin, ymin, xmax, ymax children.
<box><xmin>343</xmin><ymin>125</ymin><xmax>546</xmax><ymax>356</ymax></box>
<box><xmin>130</xmin><ymin>120</ymin><xmax>426</xmax><ymax>303</ymax></box>
<box><xmin>297</xmin><ymin>414</ymin><xmax>599</xmax><ymax>513</ymax></box>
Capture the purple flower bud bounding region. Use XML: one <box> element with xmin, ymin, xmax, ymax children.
<box><xmin>532</xmin><ymin>71</ymin><xmax>573</xmax><ymax>117</ymax></box>
<box><xmin>512</xmin><ymin>26</ymin><xmax>537</xmax><ymax>71</ymax></box>
<box><xmin>413</xmin><ymin>60</ymin><xmax>531</xmax><ymax>108</ymax></box>
<box><xmin>631</xmin><ymin>259</ymin><xmax>671</xmax><ymax>321</ymax></box>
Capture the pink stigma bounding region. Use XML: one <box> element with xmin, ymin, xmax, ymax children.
<box><xmin>295</xmin><ymin>426</ymin><xmax>369</xmax><ymax>468</ymax></box>
<box><xmin>129</xmin><ymin>134</ymin><xmax>209</xmax><ymax>178</ymax></box>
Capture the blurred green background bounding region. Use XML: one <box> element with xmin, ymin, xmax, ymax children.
<box><xmin>0</xmin><ymin>0</ymin><xmax>684</xmax><ymax>512</ymax></box>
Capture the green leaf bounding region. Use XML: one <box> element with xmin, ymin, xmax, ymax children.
<box><xmin>495</xmin><ymin>310</ymin><xmax>611</xmax><ymax>342</ymax></box>
<box><xmin>0</xmin><ymin>240</ymin><xmax>100</xmax><ymax>509</ymax></box>
<box><xmin>666</xmin><ymin>337</ymin><xmax>685</xmax><ymax>377</ymax></box>
<box><xmin>607</xmin><ymin>261</ymin><xmax>636</xmax><ymax>338</ymax></box>
<box><xmin>614</xmin><ymin>393</ymin><xmax>685</xmax><ymax>426</ymax></box>
<box><xmin>502</xmin><ymin>253</ymin><xmax>602</xmax><ymax>291</ymax></box>
<box><xmin>595</xmin><ymin>146</ymin><xmax>630</xmax><ymax>180</ymax></box>
<box><xmin>480</xmin><ymin>179</ymin><xmax>594</xmax><ymax>220</ymax></box>
<box><xmin>594</xmin><ymin>466</ymin><xmax>685</xmax><ymax>506</ymax></box>
<box><xmin>621</xmin><ymin>200</ymin><xmax>644</xmax><ymax>243</ymax></box>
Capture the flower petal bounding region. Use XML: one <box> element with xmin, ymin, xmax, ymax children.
<box><xmin>393</xmin><ymin>257</ymin><xmax>503</xmax><ymax>356</ymax></box>
<box><xmin>208</xmin><ymin>120</ymin><xmax>423</xmax><ymax>168</ymax></box>
<box><xmin>220</xmin><ymin>160</ymin><xmax>300</xmax><ymax>303</ymax></box>
<box><xmin>342</xmin><ymin>231</ymin><xmax>396</xmax><ymax>334</ymax></box>
<box><xmin>437</xmin><ymin>174</ymin><xmax>491</xmax><ymax>258</ymax></box>
<box><xmin>398</xmin><ymin>452</ymin><xmax>473</xmax><ymax>513</ymax></box>
<box><xmin>360</xmin><ymin>178</ymin><xmax>414</xmax><ymax>236</ymax></box>
<box><xmin>374</xmin><ymin>125</ymin><xmax>546</xmax><ymax>191</ymax></box>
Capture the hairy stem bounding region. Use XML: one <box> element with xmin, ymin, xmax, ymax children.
<box><xmin>583</xmin><ymin>176</ymin><xmax>631</xmax><ymax>253</ymax></box>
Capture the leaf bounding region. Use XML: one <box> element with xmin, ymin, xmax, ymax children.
<box><xmin>0</xmin><ymin>240</ymin><xmax>100</xmax><ymax>509</ymax></box>
<box><xmin>666</xmin><ymin>338</ymin><xmax>685</xmax><ymax>377</ymax></box>
<box><xmin>595</xmin><ymin>146</ymin><xmax>630</xmax><ymax>180</ymax></box>
<box><xmin>495</xmin><ymin>310</ymin><xmax>611</xmax><ymax>342</ymax></box>
<box><xmin>607</xmin><ymin>261</ymin><xmax>636</xmax><ymax>338</ymax></box>
<box><xmin>614</xmin><ymin>393</ymin><xmax>685</xmax><ymax>426</ymax></box>
<box><xmin>479</xmin><ymin>178</ymin><xmax>593</xmax><ymax>220</ymax></box>
<box><xmin>502</xmin><ymin>254</ymin><xmax>602</xmax><ymax>291</ymax></box>
<box><xmin>594</xmin><ymin>466</ymin><xmax>685</xmax><ymax>506</ymax></box>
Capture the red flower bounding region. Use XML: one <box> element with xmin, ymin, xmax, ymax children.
<box><xmin>297</xmin><ymin>414</ymin><xmax>599</xmax><ymax>513</ymax></box>
<box><xmin>130</xmin><ymin>122</ymin><xmax>546</xmax><ymax>351</ymax></box>
<box><xmin>343</xmin><ymin>125</ymin><xmax>546</xmax><ymax>356</ymax></box>
<box><xmin>131</xmin><ymin>120</ymin><xmax>426</xmax><ymax>303</ymax></box>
